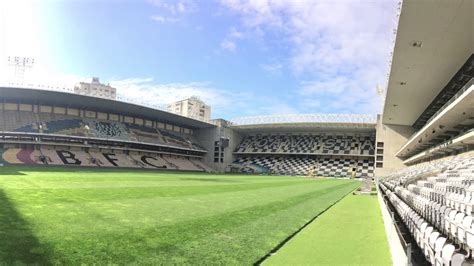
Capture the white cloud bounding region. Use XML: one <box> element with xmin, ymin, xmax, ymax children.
<box><xmin>0</xmin><ymin>0</ymin><xmax>89</xmax><ymax>90</ymax></box>
<box><xmin>259</xmin><ymin>62</ymin><xmax>282</xmax><ymax>74</ymax></box>
<box><xmin>0</xmin><ymin>0</ymin><xmax>42</xmax><ymax>80</ymax></box>
<box><xmin>109</xmin><ymin>78</ymin><xmax>252</xmax><ymax>118</ymax></box>
<box><xmin>110</xmin><ymin>78</ymin><xmax>306</xmax><ymax>118</ymax></box>
<box><xmin>220</xmin><ymin>40</ymin><xmax>237</xmax><ymax>52</ymax></box>
<box><xmin>219</xmin><ymin>0</ymin><xmax>398</xmax><ymax>114</ymax></box>
<box><xmin>150</xmin><ymin>15</ymin><xmax>180</xmax><ymax>23</ymax></box>
<box><xmin>257</xmin><ymin>101</ymin><xmax>299</xmax><ymax>115</ymax></box>
<box><xmin>229</xmin><ymin>27</ymin><xmax>244</xmax><ymax>39</ymax></box>
<box><xmin>219</xmin><ymin>27</ymin><xmax>246</xmax><ymax>53</ymax></box>
<box><xmin>148</xmin><ymin>0</ymin><xmax>195</xmax><ymax>25</ymax></box>
<box><xmin>147</xmin><ymin>0</ymin><xmax>196</xmax><ymax>15</ymax></box>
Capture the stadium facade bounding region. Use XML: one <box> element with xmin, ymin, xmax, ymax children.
<box><xmin>0</xmin><ymin>86</ymin><xmax>385</xmax><ymax>178</ymax></box>
<box><xmin>0</xmin><ymin>0</ymin><xmax>473</xmax><ymax>264</ymax></box>
<box><xmin>0</xmin><ymin>77</ymin><xmax>439</xmax><ymax>180</ymax></box>
<box><xmin>0</xmin><ymin>0</ymin><xmax>472</xmax><ymax>185</ymax></box>
<box><xmin>376</xmin><ymin>0</ymin><xmax>474</xmax><ymax>265</ymax></box>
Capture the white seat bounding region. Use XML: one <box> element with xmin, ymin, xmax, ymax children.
<box><xmin>441</xmin><ymin>244</ymin><xmax>455</xmax><ymax>266</ymax></box>
<box><xmin>446</xmin><ymin>210</ymin><xmax>457</xmax><ymax>235</ymax></box>
<box><xmin>452</xmin><ymin>212</ymin><xmax>465</xmax><ymax>240</ymax></box>
<box><xmin>458</xmin><ymin>215</ymin><xmax>472</xmax><ymax>245</ymax></box>
<box><xmin>454</xmin><ymin>193</ymin><xmax>463</xmax><ymax>211</ymax></box>
<box><xmin>434</xmin><ymin>237</ymin><xmax>447</xmax><ymax>266</ymax></box>
<box><xmin>429</xmin><ymin>232</ymin><xmax>441</xmax><ymax>264</ymax></box>
<box><xmin>419</xmin><ymin>222</ymin><xmax>428</xmax><ymax>247</ymax></box>
<box><xmin>424</xmin><ymin>226</ymin><xmax>434</xmax><ymax>257</ymax></box>
<box><xmin>415</xmin><ymin>218</ymin><xmax>424</xmax><ymax>239</ymax></box>
<box><xmin>461</xmin><ymin>193</ymin><xmax>471</xmax><ymax>214</ymax></box>
<box><xmin>443</xmin><ymin>208</ymin><xmax>452</xmax><ymax>233</ymax></box>
<box><xmin>466</xmin><ymin>196</ymin><xmax>474</xmax><ymax>215</ymax></box>
<box><xmin>451</xmin><ymin>253</ymin><xmax>466</xmax><ymax>266</ymax></box>
<box><xmin>464</xmin><ymin>217</ymin><xmax>474</xmax><ymax>251</ymax></box>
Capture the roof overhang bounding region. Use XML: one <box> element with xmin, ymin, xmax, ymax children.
<box><xmin>403</xmin><ymin>129</ymin><xmax>474</xmax><ymax>165</ymax></box>
<box><xmin>231</xmin><ymin>122</ymin><xmax>376</xmax><ymax>134</ymax></box>
<box><xmin>0</xmin><ymin>86</ymin><xmax>215</xmax><ymax>129</ymax></box>
<box><xmin>383</xmin><ymin>0</ymin><xmax>474</xmax><ymax>125</ymax></box>
<box><xmin>396</xmin><ymin>83</ymin><xmax>474</xmax><ymax>158</ymax></box>
<box><xmin>229</xmin><ymin>114</ymin><xmax>377</xmax><ymax>133</ymax></box>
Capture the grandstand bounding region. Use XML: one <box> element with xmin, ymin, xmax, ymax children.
<box><xmin>0</xmin><ymin>0</ymin><xmax>473</xmax><ymax>264</ymax></box>
<box><xmin>0</xmin><ymin>87</ymin><xmax>215</xmax><ymax>171</ymax></box>
<box><xmin>228</xmin><ymin>115</ymin><xmax>377</xmax><ymax>177</ymax></box>
<box><xmin>0</xmin><ymin>89</ymin><xmax>381</xmax><ymax>178</ymax></box>
<box><xmin>376</xmin><ymin>0</ymin><xmax>474</xmax><ymax>265</ymax></box>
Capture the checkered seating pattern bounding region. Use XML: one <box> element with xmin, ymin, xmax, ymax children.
<box><xmin>380</xmin><ymin>152</ymin><xmax>474</xmax><ymax>265</ymax></box>
<box><xmin>1</xmin><ymin>148</ymin><xmax>214</xmax><ymax>172</ymax></box>
<box><xmin>85</xmin><ymin>119</ymin><xmax>131</xmax><ymax>141</ymax></box>
<box><xmin>0</xmin><ymin>110</ymin><xmax>39</xmax><ymax>132</ymax></box>
<box><xmin>0</xmin><ymin>111</ymin><xmax>205</xmax><ymax>151</ymax></box>
<box><xmin>235</xmin><ymin>134</ymin><xmax>375</xmax><ymax>155</ymax></box>
<box><xmin>234</xmin><ymin>156</ymin><xmax>374</xmax><ymax>177</ymax></box>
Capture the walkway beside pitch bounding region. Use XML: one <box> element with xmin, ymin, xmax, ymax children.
<box><xmin>263</xmin><ymin>193</ymin><xmax>391</xmax><ymax>265</ymax></box>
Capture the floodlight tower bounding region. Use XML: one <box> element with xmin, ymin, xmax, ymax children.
<box><xmin>376</xmin><ymin>84</ymin><xmax>386</xmax><ymax>104</ymax></box>
<box><xmin>7</xmin><ymin>56</ymin><xmax>35</xmax><ymax>83</ymax></box>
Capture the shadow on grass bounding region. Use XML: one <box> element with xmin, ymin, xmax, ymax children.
<box><xmin>179</xmin><ymin>177</ymin><xmax>243</xmax><ymax>183</ymax></box>
<box><xmin>0</xmin><ymin>167</ymin><xmax>27</xmax><ymax>175</ymax></box>
<box><xmin>0</xmin><ymin>165</ymin><xmax>211</xmax><ymax>175</ymax></box>
<box><xmin>0</xmin><ymin>190</ymin><xmax>51</xmax><ymax>264</ymax></box>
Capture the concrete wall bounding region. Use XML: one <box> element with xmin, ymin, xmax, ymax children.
<box><xmin>375</xmin><ymin>115</ymin><xmax>416</xmax><ymax>176</ymax></box>
<box><xmin>194</xmin><ymin>125</ymin><xmax>243</xmax><ymax>172</ymax></box>
<box><xmin>377</xmin><ymin>185</ymin><xmax>407</xmax><ymax>266</ymax></box>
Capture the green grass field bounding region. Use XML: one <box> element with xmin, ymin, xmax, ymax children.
<box><xmin>265</xmin><ymin>194</ymin><xmax>392</xmax><ymax>265</ymax></box>
<box><xmin>0</xmin><ymin>166</ymin><xmax>361</xmax><ymax>265</ymax></box>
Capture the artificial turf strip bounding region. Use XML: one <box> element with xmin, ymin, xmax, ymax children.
<box><xmin>0</xmin><ymin>166</ymin><xmax>359</xmax><ymax>264</ymax></box>
<box><xmin>264</xmin><ymin>194</ymin><xmax>392</xmax><ymax>266</ymax></box>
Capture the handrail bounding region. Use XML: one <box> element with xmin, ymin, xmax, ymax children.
<box><xmin>0</xmin><ymin>131</ymin><xmax>207</xmax><ymax>153</ymax></box>
<box><xmin>408</xmin><ymin>78</ymin><xmax>474</xmax><ymax>140</ymax></box>
<box><xmin>403</xmin><ymin>128</ymin><xmax>474</xmax><ymax>164</ymax></box>
<box><xmin>425</xmin><ymin>78</ymin><xmax>474</xmax><ymax>126</ymax></box>
<box><xmin>398</xmin><ymin>78</ymin><xmax>474</xmax><ymax>158</ymax></box>
<box><xmin>0</xmin><ymin>83</ymin><xmax>214</xmax><ymax>124</ymax></box>
<box><xmin>230</xmin><ymin>113</ymin><xmax>377</xmax><ymax>125</ymax></box>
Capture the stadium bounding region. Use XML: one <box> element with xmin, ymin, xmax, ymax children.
<box><xmin>0</xmin><ymin>0</ymin><xmax>473</xmax><ymax>265</ymax></box>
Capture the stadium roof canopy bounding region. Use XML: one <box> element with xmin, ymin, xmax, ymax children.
<box><xmin>230</xmin><ymin>114</ymin><xmax>377</xmax><ymax>133</ymax></box>
<box><xmin>383</xmin><ymin>0</ymin><xmax>473</xmax><ymax>126</ymax></box>
<box><xmin>0</xmin><ymin>86</ymin><xmax>215</xmax><ymax>129</ymax></box>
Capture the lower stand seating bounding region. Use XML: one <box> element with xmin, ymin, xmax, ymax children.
<box><xmin>190</xmin><ymin>158</ymin><xmax>214</xmax><ymax>172</ymax></box>
<box><xmin>2</xmin><ymin>148</ymin><xmax>41</xmax><ymax>164</ymax></box>
<box><xmin>1</xmin><ymin>148</ymin><xmax>213</xmax><ymax>172</ymax></box>
<box><xmin>165</xmin><ymin>156</ymin><xmax>202</xmax><ymax>171</ymax></box>
<box><xmin>380</xmin><ymin>152</ymin><xmax>474</xmax><ymax>265</ymax></box>
<box><xmin>234</xmin><ymin>156</ymin><xmax>374</xmax><ymax>177</ymax></box>
<box><xmin>129</xmin><ymin>153</ymin><xmax>171</xmax><ymax>169</ymax></box>
<box><xmin>89</xmin><ymin>151</ymin><xmax>137</xmax><ymax>168</ymax></box>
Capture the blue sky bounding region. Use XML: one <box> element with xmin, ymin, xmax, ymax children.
<box><xmin>0</xmin><ymin>0</ymin><xmax>399</xmax><ymax>119</ymax></box>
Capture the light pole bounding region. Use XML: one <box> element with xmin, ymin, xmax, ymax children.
<box><xmin>7</xmin><ymin>56</ymin><xmax>35</xmax><ymax>83</ymax></box>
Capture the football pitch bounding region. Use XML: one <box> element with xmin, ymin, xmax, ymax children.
<box><xmin>0</xmin><ymin>167</ymin><xmax>388</xmax><ymax>264</ymax></box>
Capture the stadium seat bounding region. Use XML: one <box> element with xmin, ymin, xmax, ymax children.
<box><xmin>380</xmin><ymin>152</ymin><xmax>474</xmax><ymax>265</ymax></box>
<box><xmin>233</xmin><ymin>156</ymin><xmax>374</xmax><ymax>177</ymax></box>
<box><xmin>428</xmin><ymin>231</ymin><xmax>441</xmax><ymax>264</ymax></box>
<box><xmin>89</xmin><ymin>151</ymin><xmax>137</xmax><ymax>168</ymax></box>
<box><xmin>2</xmin><ymin>148</ymin><xmax>23</xmax><ymax>164</ymax></box>
<box><xmin>234</xmin><ymin>133</ymin><xmax>375</xmax><ymax>155</ymax></box>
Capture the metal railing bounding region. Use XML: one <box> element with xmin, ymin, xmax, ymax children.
<box><xmin>230</xmin><ymin>113</ymin><xmax>377</xmax><ymax>126</ymax></box>
<box><xmin>408</xmin><ymin>78</ymin><xmax>474</xmax><ymax>140</ymax></box>
<box><xmin>425</xmin><ymin>78</ymin><xmax>474</xmax><ymax>126</ymax></box>
<box><xmin>398</xmin><ymin>78</ymin><xmax>474</xmax><ymax>157</ymax></box>
<box><xmin>0</xmin><ymin>82</ymin><xmax>168</xmax><ymax>111</ymax></box>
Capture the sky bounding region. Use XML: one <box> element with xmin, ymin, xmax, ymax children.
<box><xmin>0</xmin><ymin>0</ymin><xmax>399</xmax><ymax>120</ymax></box>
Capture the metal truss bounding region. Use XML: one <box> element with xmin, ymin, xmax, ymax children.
<box><xmin>230</xmin><ymin>113</ymin><xmax>377</xmax><ymax>126</ymax></box>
